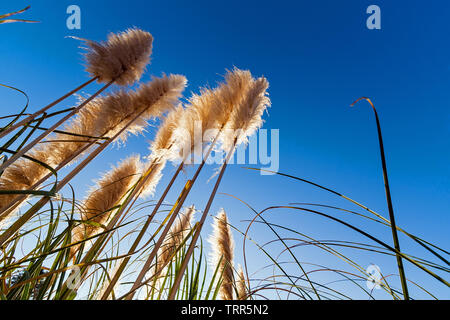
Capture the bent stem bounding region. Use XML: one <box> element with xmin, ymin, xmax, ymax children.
<box><xmin>351</xmin><ymin>97</ymin><xmax>409</xmax><ymax>300</ymax></box>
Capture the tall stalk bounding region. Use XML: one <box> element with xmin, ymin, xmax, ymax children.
<box><xmin>351</xmin><ymin>97</ymin><xmax>409</xmax><ymax>300</ymax></box>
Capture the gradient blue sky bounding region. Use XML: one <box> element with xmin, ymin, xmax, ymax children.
<box><xmin>1</xmin><ymin>0</ymin><xmax>449</xmax><ymax>299</ymax></box>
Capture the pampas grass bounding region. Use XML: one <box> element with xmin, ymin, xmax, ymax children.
<box><xmin>209</xmin><ymin>209</ymin><xmax>235</xmax><ymax>300</ymax></box>
<box><xmin>83</xmin><ymin>28</ymin><xmax>153</xmax><ymax>86</ymax></box>
<box><xmin>167</xmin><ymin>72</ymin><xmax>270</xmax><ymax>299</ymax></box>
<box><xmin>3</xmin><ymin>24</ymin><xmax>439</xmax><ymax>302</ymax></box>
<box><xmin>70</xmin><ymin>155</ymin><xmax>142</xmax><ymax>257</ymax></box>
<box><xmin>0</xmin><ymin>28</ymin><xmax>152</xmax><ymax>140</ymax></box>
<box><xmin>95</xmin><ymin>74</ymin><xmax>187</xmax><ymax>144</ymax></box>
<box><xmin>222</xmin><ymin>76</ymin><xmax>270</xmax><ymax>151</ymax></box>
<box><xmin>139</xmin><ymin>162</ymin><xmax>165</xmax><ymax>199</ymax></box>
<box><xmin>0</xmin><ymin>28</ymin><xmax>154</xmax><ymax>173</ymax></box>
<box><xmin>0</xmin><ymin>74</ymin><xmax>185</xmax><ymax>212</ymax></box>
<box><xmin>0</xmin><ymin>149</ymin><xmax>50</xmax><ymax>222</ymax></box>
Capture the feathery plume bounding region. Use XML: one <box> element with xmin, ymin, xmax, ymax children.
<box><xmin>221</xmin><ymin>76</ymin><xmax>270</xmax><ymax>151</ymax></box>
<box><xmin>0</xmin><ymin>149</ymin><xmax>50</xmax><ymax>224</ymax></box>
<box><xmin>0</xmin><ymin>74</ymin><xmax>186</xmax><ymax>218</ymax></box>
<box><xmin>70</xmin><ymin>156</ymin><xmax>141</xmax><ymax>257</ymax></box>
<box><xmin>83</xmin><ymin>28</ymin><xmax>153</xmax><ymax>86</ymax></box>
<box><xmin>139</xmin><ymin>161</ymin><xmax>165</xmax><ymax>199</ymax></box>
<box><xmin>209</xmin><ymin>208</ymin><xmax>235</xmax><ymax>300</ymax></box>
<box><xmin>50</xmin><ymin>74</ymin><xmax>187</xmax><ymax>155</ymax></box>
<box><xmin>149</xmin><ymin>105</ymin><xmax>185</xmax><ymax>160</ymax></box>
<box><xmin>171</xmin><ymin>68</ymin><xmax>253</xmax><ymax>161</ymax></box>
<box><xmin>95</xmin><ymin>74</ymin><xmax>187</xmax><ymax>143</ymax></box>
<box><xmin>236</xmin><ymin>265</ymin><xmax>247</xmax><ymax>300</ymax></box>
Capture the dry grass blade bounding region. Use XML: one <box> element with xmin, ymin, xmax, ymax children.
<box><xmin>351</xmin><ymin>97</ymin><xmax>409</xmax><ymax>300</ymax></box>
<box><xmin>0</xmin><ymin>5</ymin><xmax>39</xmax><ymax>24</ymax></box>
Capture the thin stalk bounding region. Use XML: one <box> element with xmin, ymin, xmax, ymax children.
<box><xmin>124</xmin><ymin>133</ymin><xmax>222</xmax><ymax>300</ymax></box>
<box><xmin>0</xmin><ymin>78</ymin><xmax>113</xmax><ymax>174</ymax></box>
<box><xmin>351</xmin><ymin>97</ymin><xmax>409</xmax><ymax>300</ymax></box>
<box><xmin>0</xmin><ymin>77</ymin><xmax>98</xmax><ymax>139</ymax></box>
<box><xmin>168</xmin><ymin>138</ymin><xmax>237</xmax><ymax>300</ymax></box>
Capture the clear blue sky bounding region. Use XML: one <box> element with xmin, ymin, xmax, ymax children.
<box><xmin>0</xmin><ymin>0</ymin><xmax>449</xmax><ymax>299</ymax></box>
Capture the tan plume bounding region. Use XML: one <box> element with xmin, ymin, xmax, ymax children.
<box><xmin>170</xmin><ymin>68</ymin><xmax>253</xmax><ymax>161</ymax></box>
<box><xmin>149</xmin><ymin>105</ymin><xmax>185</xmax><ymax>160</ymax></box>
<box><xmin>236</xmin><ymin>265</ymin><xmax>248</xmax><ymax>300</ymax></box>
<box><xmin>221</xmin><ymin>76</ymin><xmax>270</xmax><ymax>151</ymax></box>
<box><xmin>139</xmin><ymin>161</ymin><xmax>165</xmax><ymax>199</ymax></box>
<box><xmin>71</xmin><ymin>155</ymin><xmax>141</xmax><ymax>258</ymax></box>
<box><xmin>209</xmin><ymin>208</ymin><xmax>235</xmax><ymax>300</ymax></box>
<box><xmin>0</xmin><ymin>74</ymin><xmax>186</xmax><ymax>219</ymax></box>
<box><xmin>83</xmin><ymin>28</ymin><xmax>153</xmax><ymax>86</ymax></box>
<box><xmin>0</xmin><ymin>149</ymin><xmax>51</xmax><ymax>223</ymax></box>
